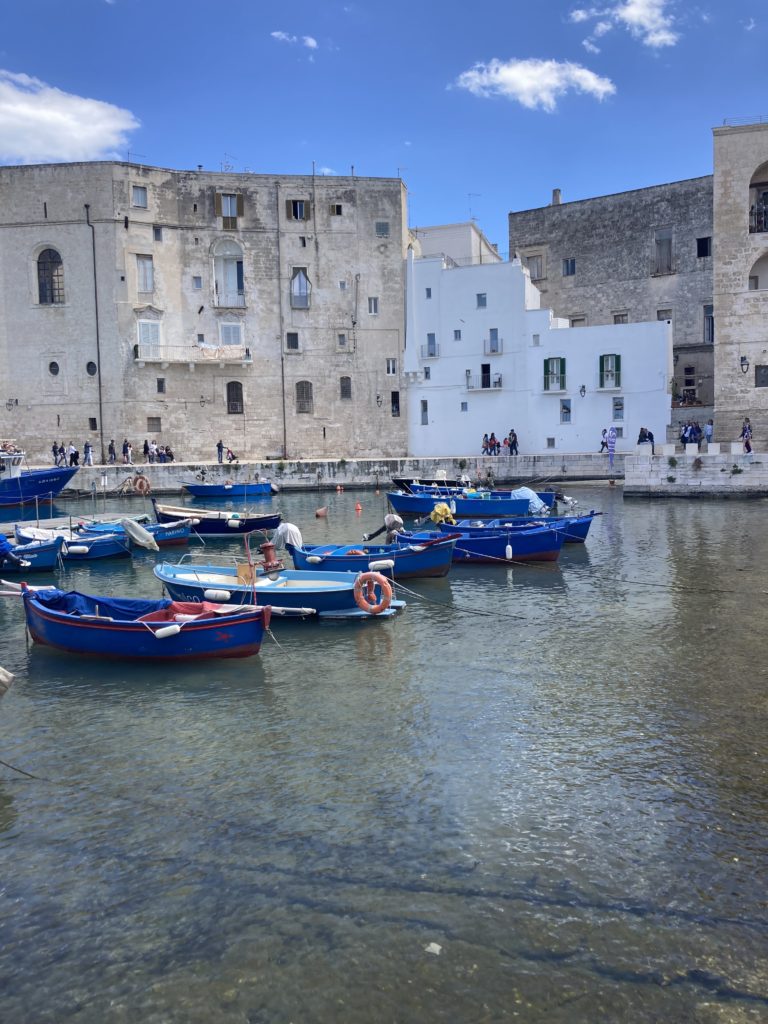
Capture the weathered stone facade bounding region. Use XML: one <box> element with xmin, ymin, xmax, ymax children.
<box><xmin>0</xmin><ymin>162</ymin><xmax>409</xmax><ymax>462</ymax></box>
<box><xmin>508</xmin><ymin>178</ymin><xmax>714</xmax><ymax>405</ymax></box>
<box><xmin>712</xmin><ymin>122</ymin><xmax>768</xmax><ymax>442</ymax></box>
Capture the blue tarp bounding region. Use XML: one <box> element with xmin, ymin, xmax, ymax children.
<box><xmin>29</xmin><ymin>589</ymin><xmax>171</xmax><ymax>621</ymax></box>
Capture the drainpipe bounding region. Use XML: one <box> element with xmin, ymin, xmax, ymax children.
<box><xmin>275</xmin><ymin>187</ymin><xmax>288</xmax><ymax>457</ymax></box>
<box><xmin>84</xmin><ymin>204</ymin><xmax>106</xmax><ymax>463</ymax></box>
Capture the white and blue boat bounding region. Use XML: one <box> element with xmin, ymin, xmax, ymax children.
<box><xmin>387</xmin><ymin>485</ymin><xmax>555</xmax><ymax>519</ymax></box>
<box><xmin>154</xmin><ymin>558</ymin><xmax>405</xmax><ymax>620</ymax></box>
<box><xmin>181</xmin><ymin>479</ymin><xmax>275</xmax><ymax>499</ymax></box>
<box><xmin>0</xmin><ymin>534</ymin><xmax>66</xmax><ymax>572</ymax></box>
<box><xmin>0</xmin><ymin>447</ymin><xmax>78</xmax><ymax>508</ymax></box>
<box><xmin>447</xmin><ymin>512</ymin><xmax>600</xmax><ymax>544</ymax></box>
<box><xmin>400</xmin><ymin>524</ymin><xmax>566</xmax><ymax>563</ymax></box>
<box><xmin>15</xmin><ymin>524</ymin><xmax>131</xmax><ymax>560</ymax></box>
<box><xmin>286</xmin><ymin>533</ymin><xmax>457</xmax><ymax>579</ymax></box>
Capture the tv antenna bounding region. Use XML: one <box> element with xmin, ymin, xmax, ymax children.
<box><xmin>221</xmin><ymin>153</ymin><xmax>237</xmax><ymax>172</ymax></box>
<box><xmin>126</xmin><ymin>150</ymin><xmax>146</xmax><ymax>165</ymax></box>
<box><xmin>468</xmin><ymin>193</ymin><xmax>481</xmax><ymax>220</ymax></box>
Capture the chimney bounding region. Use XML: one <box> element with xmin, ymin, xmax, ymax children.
<box><xmin>552</xmin><ymin>188</ymin><xmax>561</xmax><ymax>205</ymax></box>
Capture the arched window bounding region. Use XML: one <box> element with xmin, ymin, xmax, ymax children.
<box><xmin>340</xmin><ymin>376</ymin><xmax>352</xmax><ymax>400</ymax></box>
<box><xmin>213</xmin><ymin>240</ymin><xmax>245</xmax><ymax>307</ymax></box>
<box><xmin>38</xmin><ymin>248</ymin><xmax>64</xmax><ymax>304</ymax></box>
<box><xmin>226</xmin><ymin>380</ymin><xmax>243</xmax><ymax>414</ymax></box>
<box><xmin>296</xmin><ymin>380</ymin><xmax>313</xmax><ymax>413</ymax></box>
<box><xmin>748</xmin><ymin>253</ymin><xmax>768</xmax><ymax>291</ymax></box>
<box><xmin>290</xmin><ymin>267</ymin><xmax>311</xmax><ymax>309</ymax></box>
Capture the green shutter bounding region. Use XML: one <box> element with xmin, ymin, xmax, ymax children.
<box><xmin>615</xmin><ymin>354</ymin><xmax>621</xmax><ymax>387</ymax></box>
<box><xmin>561</xmin><ymin>357</ymin><xmax>566</xmax><ymax>391</ymax></box>
<box><xmin>543</xmin><ymin>358</ymin><xmax>549</xmax><ymax>391</ymax></box>
<box><xmin>599</xmin><ymin>354</ymin><xmax>605</xmax><ymax>389</ymax></box>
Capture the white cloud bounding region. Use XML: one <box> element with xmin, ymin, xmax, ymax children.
<box><xmin>455</xmin><ymin>57</ymin><xmax>615</xmax><ymax>112</ymax></box>
<box><xmin>317</xmin><ymin>166</ymin><xmax>336</xmax><ymax>175</ymax></box>
<box><xmin>271</xmin><ymin>31</ymin><xmax>319</xmax><ymax>50</ymax></box>
<box><xmin>0</xmin><ymin>70</ymin><xmax>139</xmax><ymax>163</ymax></box>
<box><xmin>569</xmin><ymin>0</ymin><xmax>678</xmax><ymax>48</ymax></box>
<box><xmin>744</xmin><ymin>17</ymin><xmax>756</xmax><ymax>30</ymax></box>
<box><xmin>583</xmin><ymin>38</ymin><xmax>601</xmax><ymax>52</ymax></box>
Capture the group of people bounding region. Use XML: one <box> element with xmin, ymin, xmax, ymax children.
<box><xmin>142</xmin><ymin>439</ymin><xmax>175</xmax><ymax>463</ymax></box>
<box><xmin>678</xmin><ymin>420</ymin><xmax>713</xmax><ymax>450</ymax></box>
<box><xmin>216</xmin><ymin>440</ymin><xmax>238</xmax><ymax>463</ymax></box>
<box><xmin>52</xmin><ymin>441</ymin><xmax>95</xmax><ymax>467</ymax></box>
<box><xmin>481</xmin><ymin>430</ymin><xmax>519</xmax><ymax>456</ymax></box>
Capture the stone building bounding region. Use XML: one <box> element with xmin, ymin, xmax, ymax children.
<box><xmin>403</xmin><ymin>249</ymin><xmax>671</xmax><ymax>457</ymax></box>
<box><xmin>0</xmin><ymin>162</ymin><xmax>409</xmax><ymax>462</ymax></box>
<box><xmin>712</xmin><ymin>121</ymin><xmax>768</xmax><ymax>441</ymax></box>
<box><xmin>508</xmin><ymin>178</ymin><xmax>714</xmax><ymax>407</ymax></box>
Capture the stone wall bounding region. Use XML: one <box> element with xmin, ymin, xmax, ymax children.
<box><xmin>624</xmin><ymin>447</ymin><xmax>768</xmax><ymax>497</ymax></box>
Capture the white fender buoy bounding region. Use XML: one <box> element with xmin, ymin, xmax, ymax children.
<box><xmin>368</xmin><ymin>559</ymin><xmax>395</xmax><ymax>571</ymax></box>
<box><xmin>306</xmin><ymin>555</ymin><xmax>323</xmax><ymax>563</ymax></box>
<box><xmin>154</xmin><ymin>623</ymin><xmax>182</xmax><ymax>639</ymax></box>
<box><xmin>67</xmin><ymin>545</ymin><xmax>89</xmax><ymax>555</ymax></box>
<box><xmin>227</xmin><ymin>519</ymin><xmax>242</xmax><ymax>528</ymax></box>
<box><xmin>190</xmin><ymin>518</ymin><xmax>201</xmax><ymax>526</ymax></box>
<box><xmin>449</xmin><ymin>499</ymin><xmax>456</xmax><ymax>514</ymax></box>
<box><xmin>505</xmin><ymin>544</ymin><xmax>513</xmax><ymax>560</ymax></box>
<box><xmin>203</xmin><ymin>589</ymin><xmax>231</xmax><ymax>601</ymax></box>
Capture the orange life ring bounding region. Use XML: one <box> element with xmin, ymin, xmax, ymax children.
<box><xmin>134</xmin><ymin>475</ymin><xmax>151</xmax><ymax>496</ymax></box>
<box><xmin>353</xmin><ymin>571</ymin><xmax>392</xmax><ymax>615</ymax></box>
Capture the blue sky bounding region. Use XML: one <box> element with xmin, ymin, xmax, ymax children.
<box><xmin>0</xmin><ymin>0</ymin><xmax>764</xmax><ymax>251</ymax></box>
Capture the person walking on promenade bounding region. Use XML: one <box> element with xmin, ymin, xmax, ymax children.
<box><xmin>51</xmin><ymin>441</ymin><xmax>59</xmax><ymax>465</ymax></box>
<box><xmin>740</xmin><ymin>418</ymin><xmax>753</xmax><ymax>454</ymax></box>
<box><xmin>508</xmin><ymin>429</ymin><xmax>518</xmax><ymax>456</ymax></box>
<box><xmin>83</xmin><ymin>440</ymin><xmax>93</xmax><ymax>466</ymax></box>
<box><xmin>108</xmin><ymin>440</ymin><xmax>116</xmax><ymax>464</ymax></box>
<box><xmin>217</xmin><ymin>439</ymin><xmax>224</xmax><ymax>463</ymax></box>
<box><xmin>56</xmin><ymin>443</ymin><xmax>66</xmax><ymax>467</ymax></box>
<box><xmin>143</xmin><ymin>439</ymin><xmax>150</xmax><ymax>463</ymax></box>
<box><xmin>599</xmin><ymin>428</ymin><xmax>608</xmax><ymax>453</ymax></box>
<box><xmin>704</xmin><ymin>419</ymin><xmax>713</xmax><ymax>446</ymax></box>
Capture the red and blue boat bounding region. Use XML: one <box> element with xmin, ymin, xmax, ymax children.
<box><xmin>0</xmin><ymin>448</ymin><xmax>78</xmax><ymax>508</ymax></box>
<box><xmin>399</xmin><ymin>523</ymin><xmax>566</xmax><ymax>563</ymax></box>
<box><xmin>152</xmin><ymin>499</ymin><xmax>281</xmax><ymax>537</ymax></box>
<box><xmin>19</xmin><ymin>586</ymin><xmax>271</xmax><ymax>659</ymax></box>
<box><xmin>448</xmin><ymin>512</ymin><xmax>600</xmax><ymax>544</ymax></box>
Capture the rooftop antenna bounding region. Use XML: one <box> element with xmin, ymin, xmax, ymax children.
<box><xmin>397</xmin><ymin>166</ymin><xmax>407</xmax><ymax>179</ymax></box>
<box><xmin>221</xmin><ymin>153</ymin><xmax>237</xmax><ymax>172</ymax></box>
<box><xmin>126</xmin><ymin>150</ymin><xmax>146</xmax><ymax>165</ymax></box>
<box><xmin>468</xmin><ymin>193</ymin><xmax>481</xmax><ymax>221</ymax></box>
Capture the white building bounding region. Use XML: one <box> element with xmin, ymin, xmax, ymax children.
<box><xmin>404</xmin><ymin>250</ymin><xmax>672</xmax><ymax>456</ymax></box>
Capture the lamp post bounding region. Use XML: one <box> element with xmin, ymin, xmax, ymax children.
<box><xmin>740</xmin><ymin>355</ymin><xmax>750</xmax><ymax>374</ymax></box>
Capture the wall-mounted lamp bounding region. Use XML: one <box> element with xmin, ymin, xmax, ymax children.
<box><xmin>740</xmin><ymin>355</ymin><xmax>750</xmax><ymax>374</ymax></box>
<box><xmin>578</xmin><ymin>385</ymin><xmax>586</xmax><ymax>397</ymax></box>
<box><xmin>5</xmin><ymin>398</ymin><xmax>18</xmax><ymax>411</ymax></box>
<box><xmin>199</xmin><ymin>395</ymin><xmax>206</xmax><ymax>407</ymax></box>
<box><xmin>376</xmin><ymin>393</ymin><xmax>383</xmax><ymax>407</ymax></box>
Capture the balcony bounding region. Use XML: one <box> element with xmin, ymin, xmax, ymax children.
<box><xmin>420</xmin><ymin>343</ymin><xmax>440</xmax><ymax>359</ymax></box>
<box><xmin>599</xmin><ymin>373</ymin><xmax>622</xmax><ymax>389</ymax></box>
<box><xmin>214</xmin><ymin>291</ymin><xmax>246</xmax><ymax>308</ymax></box>
<box><xmin>466</xmin><ymin>373</ymin><xmax>503</xmax><ymax>390</ymax></box>
<box><xmin>483</xmin><ymin>337</ymin><xmax>503</xmax><ymax>355</ymax></box>
<box><xmin>134</xmin><ymin>344</ymin><xmax>252</xmax><ymax>367</ymax></box>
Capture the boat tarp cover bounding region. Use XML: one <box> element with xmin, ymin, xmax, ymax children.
<box><xmin>28</xmin><ymin>589</ymin><xmax>172</xmax><ymax>620</ymax></box>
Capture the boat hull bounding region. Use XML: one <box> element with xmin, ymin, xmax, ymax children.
<box><xmin>287</xmin><ymin>537</ymin><xmax>456</xmax><ymax>578</ymax></box>
<box><xmin>387</xmin><ymin>491</ymin><xmax>531</xmax><ymax>518</ymax></box>
<box><xmin>0</xmin><ymin>466</ymin><xmax>78</xmax><ymax>508</ymax></box>
<box><xmin>22</xmin><ymin>589</ymin><xmax>269</xmax><ymax>659</ymax></box>
<box><xmin>152</xmin><ymin>499</ymin><xmax>281</xmax><ymax>536</ymax></box>
<box><xmin>403</xmin><ymin>526</ymin><xmax>565</xmax><ymax>563</ymax></box>
<box><xmin>83</xmin><ymin>519</ymin><xmax>191</xmax><ymax>547</ymax></box>
<box><xmin>182</xmin><ymin>482</ymin><xmax>272</xmax><ymax>498</ymax></box>
<box><xmin>154</xmin><ymin>562</ymin><xmax>404</xmax><ymax>619</ymax></box>
<box><xmin>451</xmin><ymin>513</ymin><xmax>598</xmax><ymax>544</ymax></box>
<box><xmin>15</xmin><ymin>526</ymin><xmax>131</xmax><ymax>560</ymax></box>
<box><xmin>0</xmin><ymin>535</ymin><xmax>65</xmax><ymax>572</ymax></box>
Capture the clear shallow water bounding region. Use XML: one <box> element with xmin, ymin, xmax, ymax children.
<box><xmin>1</xmin><ymin>487</ymin><xmax>767</xmax><ymax>1023</ymax></box>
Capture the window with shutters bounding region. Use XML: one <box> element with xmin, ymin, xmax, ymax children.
<box><xmin>386</xmin><ymin>358</ymin><xmax>397</xmax><ymax>375</ymax></box>
<box><xmin>368</xmin><ymin>296</ymin><xmax>379</xmax><ymax>315</ymax></box>
<box><xmin>214</xmin><ymin>239</ymin><xmax>245</xmax><ymax>307</ymax></box>
<box><xmin>653</xmin><ymin>228</ymin><xmax>673</xmax><ymax>275</ymax></box>
<box><xmin>137</xmin><ymin>320</ymin><xmax>161</xmax><ymax>357</ymax></box>
<box><xmin>132</xmin><ymin>185</ymin><xmax>148</xmax><ymax>208</ymax></box>
<box><xmin>599</xmin><ymin>354</ymin><xmax>621</xmax><ymax>388</ymax></box>
<box><xmin>290</xmin><ymin>267</ymin><xmax>311</xmax><ymax>309</ymax></box>
<box><xmin>37</xmin><ymin>248</ymin><xmax>65</xmax><ymax>304</ymax></box>
<box><xmin>340</xmin><ymin>376</ymin><xmax>352</xmax><ymax>400</ymax></box>
<box><xmin>330</xmin><ymin>204</ymin><xmax>343</xmax><ymax>216</ymax></box>
<box><xmin>526</xmin><ymin>254</ymin><xmax>543</xmax><ymax>280</ymax></box>
<box><xmin>287</xmin><ymin>199</ymin><xmax>311</xmax><ymax>221</ymax></box>
<box><xmin>227</xmin><ymin>380</ymin><xmax>244</xmax><ymax>414</ymax></box>
<box><xmin>215</xmin><ymin>192</ymin><xmax>243</xmax><ymax>230</ymax></box>
<box><xmin>220</xmin><ymin>323</ymin><xmax>242</xmax><ymax>346</ymax></box>
<box><xmin>137</xmin><ymin>255</ymin><xmax>154</xmax><ymax>293</ymax></box>
<box><xmin>286</xmin><ymin>332</ymin><xmax>299</xmax><ymax>351</ymax></box>
<box><xmin>562</xmin><ymin>258</ymin><xmax>576</xmax><ymax>277</ymax></box>
<box><xmin>543</xmin><ymin>357</ymin><xmax>566</xmax><ymax>391</ymax></box>
<box><xmin>296</xmin><ymin>380</ymin><xmax>313</xmax><ymax>413</ymax></box>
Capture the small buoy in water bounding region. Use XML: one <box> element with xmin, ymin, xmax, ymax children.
<box><xmin>375</xmin><ymin>489</ymin><xmax>380</xmax><ymax>496</ymax></box>
<box><xmin>315</xmin><ymin>507</ymin><xmax>328</xmax><ymax>518</ymax></box>
<box><xmin>355</xmin><ymin>502</ymin><xmax>362</xmax><ymax>513</ymax></box>
<box><xmin>336</xmin><ymin>484</ymin><xmax>343</xmax><ymax>492</ymax></box>
<box><xmin>505</xmin><ymin>544</ymin><xmax>513</xmax><ymax>560</ymax></box>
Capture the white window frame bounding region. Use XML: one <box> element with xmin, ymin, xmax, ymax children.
<box><xmin>137</xmin><ymin>319</ymin><xmax>161</xmax><ymax>355</ymax></box>
<box><xmin>219</xmin><ymin>322</ymin><xmax>242</xmax><ymax>346</ymax></box>
<box><xmin>476</xmin><ymin>293</ymin><xmax>487</xmax><ymax>308</ymax></box>
<box><xmin>368</xmin><ymin>296</ymin><xmax>379</xmax><ymax>315</ymax></box>
<box><xmin>132</xmin><ymin>185</ymin><xmax>148</xmax><ymax>208</ymax></box>
<box><xmin>137</xmin><ymin>255</ymin><xmax>154</xmax><ymax>293</ymax></box>
<box><xmin>386</xmin><ymin>358</ymin><xmax>397</xmax><ymax>376</ymax></box>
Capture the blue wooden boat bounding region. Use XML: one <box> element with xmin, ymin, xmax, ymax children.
<box><xmin>404</xmin><ymin>482</ymin><xmax>557</xmax><ymax>509</ymax></box>
<box><xmin>81</xmin><ymin>517</ymin><xmax>192</xmax><ymax>547</ymax></box>
<box><xmin>0</xmin><ymin>534</ymin><xmax>66</xmax><ymax>572</ymax></box>
<box><xmin>19</xmin><ymin>586</ymin><xmax>270</xmax><ymax>659</ymax></box>
<box><xmin>154</xmin><ymin>559</ymin><xmax>405</xmax><ymax>619</ymax></box>
<box><xmin>15</xmin><ymin>524</ymin><xmax>131</xmax><ymax>560</ymax></box>
<box><xmin>152</xmin><ymin>499</ymin><xmax>281</xmax><ymax>537</ymax></box>
<box><xmin>182</xmin><ymin>479</ymin><xmax>275</xmax><ymax>499</ymax></box>
<box><xmin>0</xmin><ymin>448</ymin><xmax>78</xmax><ymax>508</ymax></box>
<box><xmin>400</xmin><ymin>524</ymin><xmax>565</xmax><ymax>563</ymax></box>
<box><xmin>286</xmin><ymin>533</ymin><xmax>457</xmax><ymax>579</ymax></box>
<box><xmin>450</xmin><ymin>512</ymin><xmax>600</xmax><ymax>544</ymax></box>
<box><xmin>387</xmin><ymin>489</ymin><xmax>534</xmax><ymax>518</ymax></box>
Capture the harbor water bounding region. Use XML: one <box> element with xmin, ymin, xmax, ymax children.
<box><xmin>0</xmin><ymin>485</ymin><xmax>766</xmax><ymax>1023</ymax></box>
